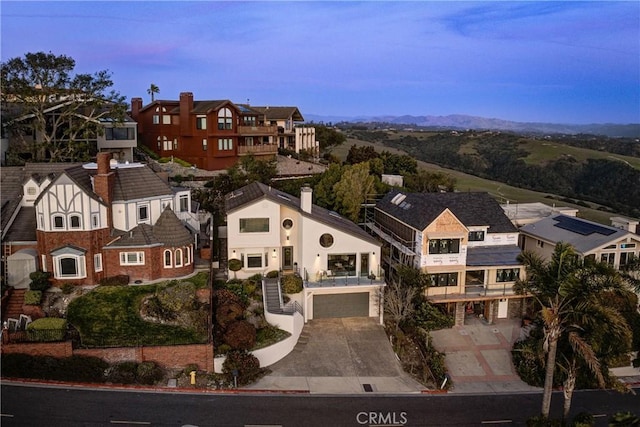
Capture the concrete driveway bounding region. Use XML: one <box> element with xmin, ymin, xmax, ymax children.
<box><xmin>245</xmin><ymin>317</ymin><xmax>425</xmax><ymax>393</ymax></box>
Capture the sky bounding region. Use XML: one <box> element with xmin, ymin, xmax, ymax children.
<box><xmin>1</xmin><ymin>1</ymin><xmax>639</xmax><ymax>124</ymax></box>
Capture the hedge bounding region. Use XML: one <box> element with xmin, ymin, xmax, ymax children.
<box><xmin>26</xmin><ymin>318</ymin><xmax>67</xmax><ymax>342</ymax></box>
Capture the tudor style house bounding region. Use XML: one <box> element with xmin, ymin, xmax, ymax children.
<box><xmin>131</xmin><ymin>94</ymin><xmax>316</xmax><ymax>171</ymax></box>
<box><xmin>224</xmin><ymin>182</ymin><xmax>384</xmax><ymax>322</ymax></box>
<box><xmin>370</xmin><ymin>191</ymin><xmax>525</xmax><ymax>325</ymax></box>
<box><xmin>519</xmin><ymin>214</ymin><xmax>640</xmax><ymax>270</ymax></box>
<box><xmin>2</xmin><ymin>152</ymin><xmax>199</xmax><ymax>288</ymax></box>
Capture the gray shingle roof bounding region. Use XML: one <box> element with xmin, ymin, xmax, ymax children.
<box><xmin>225</xmin><ymin>182</ymin><xmax>379</xmax><ymax>245</ymax></box>
<box><xmin>376</xmin><ymin>190</ymin><xmax>517</xmax><ymax>233</ymax></box>
<box><xmin>519</xmin><ymin>214</ymin><xmax>630</xmax><ymax>254</ymax></box>
<box><xmin>107</xmin><ymin>207</ymin><xmax>192</xmax><ymax>248</ymax></box>
<box><xmin>3</xmin><ymin>207</ymin><xmax>37</xmax><ymax>242</ymax></box>
<box><xmin>111</xmin><ymin>166</ymin><xmax>173</xmax><ymax>201</ymax></box>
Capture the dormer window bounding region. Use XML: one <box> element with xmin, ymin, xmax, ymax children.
<box><xmin>138</xmin><ymin>204</ymin><xmax>150</xmax><ymax>223</ymax></box>
<box><xmin>53</xmin><ymin>215</ymin><xmax>65</xmax><ymax>229</ymax></box>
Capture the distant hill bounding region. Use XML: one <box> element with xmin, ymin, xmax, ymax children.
<box><xmin>304</xmin><ymin>113</ymin><xmax>640</xmax><ymax>138</ymax></box>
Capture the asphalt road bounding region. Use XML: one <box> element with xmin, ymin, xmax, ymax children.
<box><xmin>2</xmin><ymin>383</ymin><xmax>639</xmax><ymax>426</ymax></box>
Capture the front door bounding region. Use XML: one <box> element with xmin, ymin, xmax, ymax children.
<box><xmin>282</xmin><ymin>246</ymin><xmax>293</xmax><ymax>271</ymax></box>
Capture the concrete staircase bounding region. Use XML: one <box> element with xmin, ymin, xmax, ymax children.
<box><xmin>263</xmin><ymin>278</ymin><xmax>283</xmax><ymax>314</ymax></box>
<box><xmin>2</xmin><ymin>289</ymin><xmax>26</xmax><ymax>322</ymax></box>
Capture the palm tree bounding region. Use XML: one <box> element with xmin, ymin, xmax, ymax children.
<box><xmin>147</xmin><ymin>83</ymin><xmax>159</xmax><ymax>102</ymax></box>
<box><xmin>514</xmin><ymin>242</ymin><xmax>634</xmax><ymax>420</ymax></box>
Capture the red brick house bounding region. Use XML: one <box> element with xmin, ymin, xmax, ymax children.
<box><xmin>1</xmin><ymin>152</ymin><xmax>198</xmax><ymax>288</ymax></box>
<box><xmin>130</xmin><ymin>93</ymin><xmax>279</xmax><ymax>171</ymax></box>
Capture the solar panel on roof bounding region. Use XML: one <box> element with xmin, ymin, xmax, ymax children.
<box><xmin>553</xmin><ymin>216</ymin><xmax>616</xmax><ymax>236</ymax></box>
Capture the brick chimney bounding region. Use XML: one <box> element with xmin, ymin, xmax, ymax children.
<box><xmin>300</xmin><ymin>185</ymin><xmax>312</xmax><ymax>214</ymax></box>
<box><xmin>180</xmin><ymin>92</ymin><xmax>193</xmax><ymax>136</ymax></box>
<box><xmin>94</xmin><ymin>152</ymin><xmax>115</xmax><ymax>200</ymax></box>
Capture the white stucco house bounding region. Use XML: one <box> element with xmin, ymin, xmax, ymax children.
<box><xmin>224</xmin><ymin>182</ymin><xmax>384</xmax><ymax>323</ymax></box>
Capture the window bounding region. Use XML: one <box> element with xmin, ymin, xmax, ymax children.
<box><xmin>152</xmin><ymin>115</ymin><xmax>160</xmax><ymax>124</ymax></box>
<box><xmin>620</xmin><ymin>243</ymin><xmax>636</xmax><ymax>249</ymax></box>
<box><xmin>620</xmin><ymin>252</ymin><xmax>635</xmax><ymax>267</ymax></box>
<box><xmin>105</xmin><ymin>127</ymin><xmax>135</xmax><ymax>140</ymax></box>
<box><xmin>282</xmin><ymin>219</ymin><xmax>293</xmax><ymax>230</ymax></box>
<box><xmin>120</xmin><ymin>252</ymin><xmax>144</xmax><ymax>265</ymax></box>
<box><xmin>92</xmin><ymin>214</ymin><xmax>100</xmax><ymax>228</ymax></box>
<box><xmin>239</xmin><ymin>218</ymin><xmax>269</xmax><ymax>233</ymax></box>
<box><xmin>360</xmin><ymin>253</ymin><xmax>370</xmax><ymax>277</ymax></box>
<box><xmin>27</xmin><ymin>187</ymin><xmax>36</xmax><ymax>195</ymax></box>
<box><xmin>41</xmin><ymin>255</ymin><xmax>47</xmax><ymax>272</ymax></box>
<box><xmin>55</xmin><ymin>256</ymin><xmax>85</xmax><ymax>278</ymax></box>
<box><xmin>327</xmin><ymin>254</ymin><xmax>356</xmax><ymax>276</ymax></box>
<box><xmin>162</xmin><ymin>115</ymin><xmax>171</xmax><ymax>124</ymax></box>
<box><xmin>173</xmin><ymin>139</ymin><xmax>178</xmax><ymax>150</ymax></box>
<box><xmin>600</xmin><ymin>253</ymin><xmax>615</xmax><ymax>266</ymax></box>
<box><xmin>243</xmin><ymin>116</ymin><xmax>256</xmax><ymax>126</ymax></box>
<box><xmin>536</xmin><ymin>240</ymin><xmax>545</xmax><ymax>248</ymax></box>
<box><xmin>185</xmin><ymin>247</ymin><xmax>190</xmax><ymax>265</ymax></box>
<box><xmin>247</xmin><ymin>254</ymin><xmax>262</xmax><ymax>268</ymax></box>
<box><xmin>196</xmin><ymin>115</ymin><xmax>207</xmax><ymax>130</ymax></box>
<box><xmin>138</xmin><ymin>204</ymin><xmax>149</xmax><ymax>222</ymax></box>
<box><xmin>53</xmin><ymin>215</ymin><xmax>64</xmax><ymax>229</ymax></box>
<box><xmin>428</xmin><ymin>273</ymin><xmax>458</xmax><ymax>287</ymax></box>
<box><xmin>428</xmin><ymin>239</ymin><xmax>460</xmax><ymax>254</ymax></box>
<box><xmin>94</xmin><ymin>254</ymin><xmax>103</xmax><ymax>272</ymax></box>
<box><xmin>164</xmin><ymin>250</ymin><xmax>172</xmax><ymax>268</ymax></box>
<box><xmin>175</xmin><ymin>249</ymin><xmax>183</xmax><ymax>267</ymax></box>
<box><xmin>218</xmin><ymin>107</ymin><xmax>233</xmax><ymax>130</ymax></box>
<box><xmin>496</xmin><ymin>268</ymin><xmax>520</xmax><ymax>282</ymax></box>
<box><xmin>179</xmin><ymin>195</ymin><xmax>189</xmax><ymax>212</ymax></box>
<box><xmin>202</xmin><ymin>139</ymin><xmax>208</xmax><ymax>151</ymax></box>
<box><xmin>468</xmin><ymin>231</ymin><xmax>485</xmax><ymax>242</ymax></box>
<box><xmin>245</xmin><ymin>137</ymin><xmax>254</xmax><ymax>146</ymax></box>
<box><xmin>218</xmin><ymin>138</ymin><xmax>233</xmax><ymax>150</ymax></box>
<box><xmin>320</xmin><ymin>233</ymin><xmax>334</xmax><ymax>248</ymax></box>
<box><xmin>70</xmin><ymin>215</ymin><xmax>81</xmax><ymax>229</ymax></box>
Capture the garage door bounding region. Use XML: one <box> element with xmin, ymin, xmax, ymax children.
<box><xmin>313</xmin><ymin>292</ymin><xmax>370</xmax><ymax>319</ymax></box>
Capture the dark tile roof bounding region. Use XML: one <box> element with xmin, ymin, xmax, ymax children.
<box><xmin>3</xmin><ymin>207</ymin><xmax>37</xmax><ymax>242</ymax></box>
<box><xmin>153</xmin><ymin>207</ymin><xmax>193</xmax><ymax>246</ymax></box>
<box><xmin>111</xmin><ymin>166</ymin><xmax>173</xmax><ymax>201</ymax></box>
<box><xmin>376</xmin><ymin>190</ymin><xmax>517</xmax><ymax>233</ymax></box>
<box><xmin>225</xmin><ymin>182</ymin><xmax>379</xmax><ymax>245</ymax></box>
<box><xmin>107</xmin><ymin>224</ymin><xmax>156</xmax><ymax>247</ymax></box>
<box><xmin>250</xmin><ymin>106</ymin><xmax>304</xmax><ymax>121</ymax></box>
<box><xmin>466</xmin><ymin>245</ymin><xmax>522</xmax><ymax>266</ymax></box>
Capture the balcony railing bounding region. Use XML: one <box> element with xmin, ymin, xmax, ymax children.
<box><xmin>427</xmin><ymin>282</ymin><xmax>517</xmax><ymax>301</ymax></box>
<box><xmin>237</xmin><ymin>144</ymin><xmax>278</xmax><ymax>156</ymax></box>
<box><xmin>237</xmin><ymin>125</ymin><xmax>278</xmax><ymax>135</ymax></box>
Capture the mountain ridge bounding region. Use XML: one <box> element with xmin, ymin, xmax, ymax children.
<box><xmin>304</xmin><ymin>113</ymin><xmax>640</xmax><ymax>138</ymax></box>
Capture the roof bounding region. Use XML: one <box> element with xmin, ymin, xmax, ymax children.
<box><xmin>107</xmin><ymin>207</ymin><xmax>192</xmax><ymax>248</ymax></box>
<box><xmin>376</xmin><ymin>190</ymin><xmax>517</xmax><ymax>233</ymax></box>
<box><xmin>250</xmin><ymin>106</ymin><xmax>304</xmax><ymax>122</ymax></box>
<box><xmin>3</xmin><ymin>207</ymin><xmax>37</xmax><ymax>242</ymax></box>
<box><xmin>225</xmin><ymin>182</ymin><xmax>379</xmax><ymax>246</ymax></box>
<box><xmin>519</xmin><ymin>214</ymin><xmax>632</xmax><ymax>253</ymax></box>
<box><xmin>110</xmin><ymin>165</ymin><xmax>173</xmax><ymax>201</ymax></box>
<box><xmin>466</xmin><ymin>245</ymin><xmax>522</xmax><ymax>267</ymax></box>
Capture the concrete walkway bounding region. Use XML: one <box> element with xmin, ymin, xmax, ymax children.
<box><xmin>430</xmin><ymin>316</ymin><xmax>540</xmax><ymax>394</ymax></box>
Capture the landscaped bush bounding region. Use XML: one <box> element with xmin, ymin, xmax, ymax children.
<box><xmin>61</xmin><ymin>283</ymin><xmax>75</xmax><ymax>294</ymax></box>
<box><xmin>242</xmin><ymin>280</ymin><xmax>258</xmax><ymax>297</ymax></box>
<box><xmin>411</xmin><ymin>300</ymin><xmax>454</xmax><ymax>330</ymax></box>
<box><xmin>222</xmin><ymin>350</ymin><xmax>263</xmax><ymax>386</ymax></box>
<box><xmin>99</xmin><ymin>275</ymin><xmax>129</xmax><ymax>286</ymax></box>
<box><xmin>136</xmin><ymin>361</ymin><xmax>164</xmax><ymax>385</ymax></box>
<box><xmin>1</xmin><ymin>353</ymin><xmax>108</xmax><ymax>383</ymax></box>
<box><xmin>26</xmin><ymin>317</ymin><xmax>67</xmax><ymax>342</ymax></box>
<box><xmin>106</xmin><ymin>361</ymin><xmax>138</xmax><ymax>384</ymax></box>
<box><xmin>223</xmin><ymin>320</ymin><xmax>257</xmax><ymax>350</ymax></box>
<box><xmin>265</xmin><ymin>270</ymin><xmax>279</xmax><ymax>279</ymax></box>
<box><xmin>23</xmin><ymin>290</ymin><xmax>42</xmax><ymax>305</ymax></box>
<box><xmin>29</xmin><ymin>271</ymin><xmax>51</xmax><ymax>292</ymax></box>
<box><xmin>255</xmin><ymin>325</ymin><xmax>290</xmax><ymax>349</ymax></box>
<box><xmin>281</xmin><ymin>274</ymin><xmax>303</xmax><ymax>294</ymax></box>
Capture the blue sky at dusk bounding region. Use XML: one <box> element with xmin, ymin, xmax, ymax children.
<box><xmin>2</xmin><ymin>1</ymin><xmax>639</xmax><ymax>124</ymax></box>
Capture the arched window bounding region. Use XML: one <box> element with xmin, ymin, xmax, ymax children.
<box><xmin>164</xmin><ymin>249</ymin><xmax>172</xmax><ymax>268</ymax></box>
<box><xmin>70</xmin><ymin>215</ymin><xmax>81</xmax><ymax>229</ymax></box>
<box><xmin>218</xmin><ymin>107</ymin><xmax>233</xmax><ymax>130</ymax></box>
<box><xmin>175</xmin><ymin>249</ymin><xmax>183</xmax><ymax>267</ymax></box>
<box><xmin>184</xmin><ymin>246</ymin><xmax>190</xmax><ymax>265</ymax></box>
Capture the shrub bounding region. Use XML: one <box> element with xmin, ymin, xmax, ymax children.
<box><xmin>29</xmin><ymin>271</ymin><xmax>51</xmax><ymax>292</ymax></box>
<box><xmin>222</xmin><ymin>350</ymin><xmax>262</xmax><ymax>386</ymax></box>
<box><xmin>1</xmin><ymin>354</ymin><xmax>108</xmax><ymax>383</ymax></box>
<box><xmin>265</xmin><ymin>270</ymin><xmax>279</xmax><ymax>279</ymax></box>
<box><xmin>136</xmin><ymin>361</ymin><xmax>164</xmax><ymax>385</ymax></box>
<box><xmin>106</xmin><ymin>361</ymin><xmax>139</xmax><ymax>384</ymax></box>
<box><xmin>281</xmin><ymin>274</ymin><xmax>303</xmax><ymax>294</ymax></box>
<box><xmin>183</xmin><ymin>363</ymin><xmax>199</xmax><ymax>376</ymax></box>
<box><xmin>26</xmin><ymin>317</ymin><xmax>67</xmax><ymax>342</ymax></box>
<box><xmin>99</xmin><ymin>275</ymin><xmax>129</xmax><ymax>286</ymax></box>
<box><xmin>23</xmin><ymin>290</ymin><xmax>42</xmax><ymax>305</ymax></box>
<box><xmin>228</xmin><ymin>259</ymin><xmax>242</xmax><ymax>278</ymax></box>
<box><xmin>61</xmin><ymin>283</ymin><xmax>75</xmax><ymax>295</ymax></box>
<box><xmin>216</xmin><ymin>344</ymin><xmax>232</xmax><ymax>354</ymax></box>
<box><xmin>223</xmin><ymin>320</ymin><xmax>257</xmax><ymax>350</ymax></box>
<box><xmin>242</xmin><ymin>280</ymin><xmax>258</xmax><ymax>297</ymax></box>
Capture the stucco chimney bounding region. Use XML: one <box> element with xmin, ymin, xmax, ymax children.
<box><xmin>300</xmin><ymin>185</ymin><xmax>312</xmax><ymax>214</ymax></box>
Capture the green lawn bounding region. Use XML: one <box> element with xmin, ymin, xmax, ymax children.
<box><xmin>518</xmin><ymin>139</ymin><xmax>640</xmax><ymax>169</ymax></box>
<box><xmin>67</xmin><ymin>274</ymin><xmax>210</xmax><ymax>348</ymax></box>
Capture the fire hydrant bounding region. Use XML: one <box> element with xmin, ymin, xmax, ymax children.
<box><xmin>190</xmin><ymin>370</ymin><xmax>197</xmax><ymax>385</ymax></box>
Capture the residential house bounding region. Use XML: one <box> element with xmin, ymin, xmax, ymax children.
<box><xmin>1</xmin><ymin>152</ymin><xmax>201</xmax><ymax>288</ymax></box>
<box><xmin>249</xmin><ymin>106</ymin><xmax>318</xmax><ymax>158</ymax></box>
<box><xmin>501</xmin><ymin>202</ymin><xmax>579</xmax><ymax>227</ymax></box>
<box><xmin>519</xmin><ymin>214</ymin><xmax>640</xmax><ymax>270</ymax></box>
<box><xmin>224</xmin><ymin>182</ymin><xmax>384</xmax><ymax>322</ymax></box>
<box><xmin>131</xmin><ymin>93</ymin><xmax>282</xmax><ymax>171</ymax></box>
<box><xmin>370</xmin><ymin>191</ymin><xmax>525</xmax><ymax>325</ymax></box>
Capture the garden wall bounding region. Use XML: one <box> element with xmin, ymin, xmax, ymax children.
<box><xmin>1</xmin><ymin>341</ymin><xmax>72</xmax><ymax>358</ymax></box>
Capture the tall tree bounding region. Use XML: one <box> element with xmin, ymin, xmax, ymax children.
<box><xmin>333</xmin><ymin>162</ymin><xmax>376</xmax><ymax>223</ymax></box>
<box><xmin>514</xmin><ymin>243</ymin><xmax>635</xmax><ymax>420</ymax></box>
<box><xmin>147</xmin><ymin>83</ymin><xmax>159</xmax><ymax>102</ymax></box>
<box><xmin>1</xmin><ymin>51</ymin><xmax>126</xmax><ymax>162</ymax></box>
